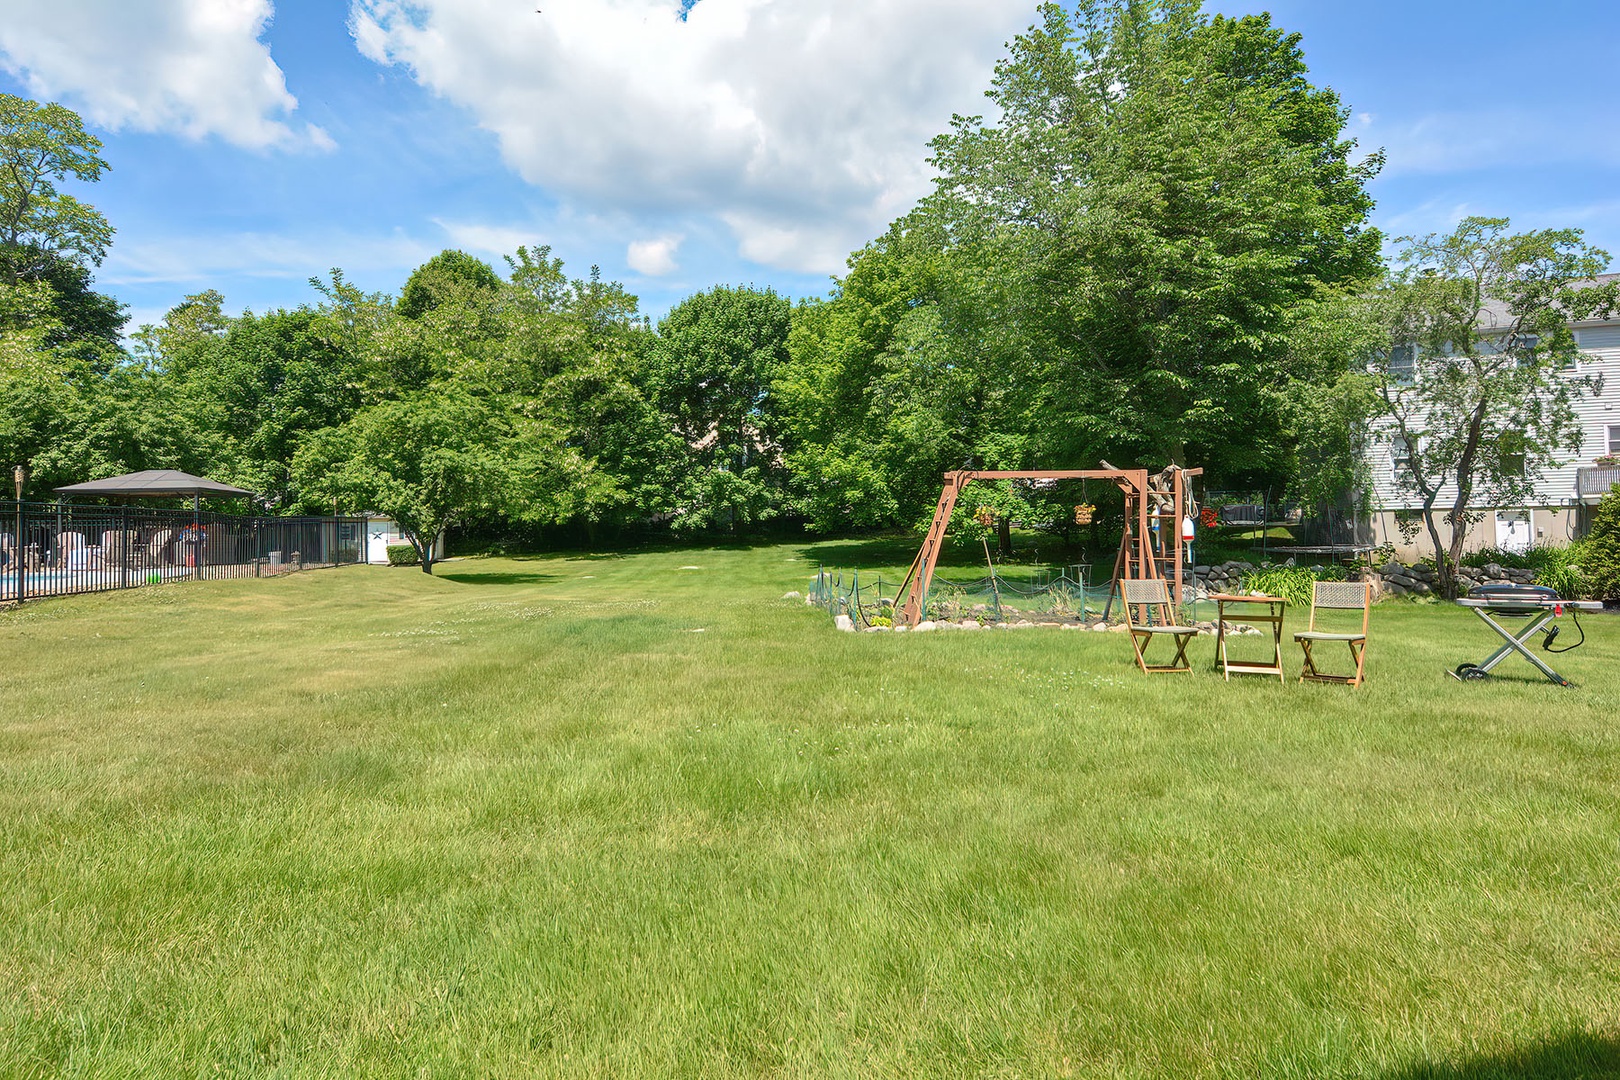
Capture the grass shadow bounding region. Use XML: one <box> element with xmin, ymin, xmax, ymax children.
<box><xmin>1380</xmin><ymin>1031</ymin><xmax>1620</xmax><ymax>1079</ymax></box>
<box><xmin>436</xmin><ymin>570</ymin><xmax>560</xmax><ymax>586</ymax></box>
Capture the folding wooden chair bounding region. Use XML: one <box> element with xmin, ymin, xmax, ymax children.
<box><xmin>1294</xmin><ymin>580</ymin><xmax>1373</xmax><ymax>687</ymax></box>
<box><xmin>1120</xmin><ymin>578</ymin><xmax>1198</xmax><ymax>674</ymax></box>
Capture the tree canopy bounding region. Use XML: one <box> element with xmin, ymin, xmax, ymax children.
<box><xmin>777</xmin><ymin>0</ymin><xmax>1383</xmax><ymax>533</ymax></box>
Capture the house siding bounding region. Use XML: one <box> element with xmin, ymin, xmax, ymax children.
<box><xmin>1363</xmin><ymin>314</ymin><xmax>1620</xmax><ymax>559</ymax></box>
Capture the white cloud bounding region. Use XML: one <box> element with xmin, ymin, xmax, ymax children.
<box><xmin>1363</xmin><ymin>109</ymin><xmax>1620</xmax><ymax>178</ymax></box>
<box><xmin>101</xmin><ymin>229</ymin><xmax>435</xmax><ymax>287</ymax></box>
<box><xmin>627</xmin><ymin>234</ymin><xmax>682</xmax><ymax>276</ymax></box>
<box><xmin>350</xmin><ymin>0</ymin><xmax>1030</xmax><ymax>274</ymax></box>
<box><xmin>0</xmin><ymin>0</ymin><xmax>329</xmax><ymax>151</ymax></box>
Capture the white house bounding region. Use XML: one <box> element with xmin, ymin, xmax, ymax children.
<box><xmin>1364</xmin><ymin>273</ymin><xmax>1620</xmax><ymax>560</ymax></box>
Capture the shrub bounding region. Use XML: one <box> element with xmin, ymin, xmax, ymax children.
<box><xmin>385</xmin><ymin>543</ymin><xmax>420</xmax><ymax>566</ymax></box>
<box><xmin>1239</xmin><ymin>566</ymin><xmax>1319</xmax><ymax>607</ymax></box>
<box><xmin>1584</xmin><ymin>488</ymin><xmax>1620</xmax><ymax>600</ymax></box>
<box><xmin>1528</xmin><ymin>541</ymin><xmax>1591</xmax><ymax>600</ymax></box>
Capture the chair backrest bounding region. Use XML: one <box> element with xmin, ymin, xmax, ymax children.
<box><xmin>1120</xmin><ymin>578</ymin><xmax>1173</xmax><ymax>627</ymax></box>
<box><xmin>1308</xmin><ymin>580</ymin><xmax>1372</xmax><ymax>634</ymax></box>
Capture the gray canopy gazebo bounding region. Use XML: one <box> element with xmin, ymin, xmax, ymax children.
<box><xmin>54</xmin><ymin>469</ymin><xmax>254</xmax><ymax>509</ymax></box>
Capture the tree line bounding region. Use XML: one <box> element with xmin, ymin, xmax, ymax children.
<box><xmin>3</xmin><ymin>1</ymin><xmax>1614</xmax><ymax>576</ymax></box>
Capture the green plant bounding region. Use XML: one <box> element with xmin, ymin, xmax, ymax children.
<box><xmin>1583</xmin><ymin>487</ymin><xmax>1620</xmax><ymax>600</ymax></box>
<box><xmin>1238</xmin><ymin>566</ymin><xmax>1318</xmax><ymax>607</ymax></box>
<box><xmin>1527</xmin><ymin>541</ymin><xmax>1590</xmax><ymax>600</ymax></box>
<box><xmin>385</xmin><ymin>543</ymin><xmax>419</xmax><ymax>566</ymax></box>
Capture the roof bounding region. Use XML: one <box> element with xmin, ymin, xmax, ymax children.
<box><xmin>1478</xmin><ymin>272</ymin><xmax>1620</xmax><ymax>329</ymax></box>
<box><xmin>53</xmin><ymin>469</ymin><xmax>255</xmax><ymax>499</ymax></box>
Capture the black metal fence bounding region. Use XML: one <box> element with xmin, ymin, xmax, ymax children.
<box><xmin>1</xmin><ymin>501</ymin><xmax>367</xmax><ymax>602</ymax></box>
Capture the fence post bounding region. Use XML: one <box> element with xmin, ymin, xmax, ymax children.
<box><xmin>121</xmin><ymin>505</ymin><xmax>129</xmax><ymax>590</ymax></box>
<box><xmin>12</xmin><ymin>499</ymin><xmax>22</xmax><ymax>604</ymax></box>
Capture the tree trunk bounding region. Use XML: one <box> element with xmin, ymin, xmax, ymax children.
<box><xmin>997</xmin><ymin>515</ymin><xmax>1012</xmax><ymax>559</ymax></box>
<box><xmin>1419</xmin><ymin>499</ymin><xmax>1451</xmax><ymax>598</ymax></box>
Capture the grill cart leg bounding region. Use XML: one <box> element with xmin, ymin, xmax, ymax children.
<box><xmin>1455</xmin><ymin>608</ymin><xmax>1572</xmax><ymax>687</ymax></box>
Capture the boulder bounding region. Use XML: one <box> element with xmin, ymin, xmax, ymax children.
<box><xmin>834</xmin><ymin>614</ymin><xmax>856</xmax><ymax>632</ymax></box>
<box><xmin>781</xmin><ymin>591</ymin><xmax>802</xmax><ymax>600</ymax></box>
<box><xmin>914</xmin><ymin>620</ymin><xmax>937</xmax><ymax>633</ymax></box>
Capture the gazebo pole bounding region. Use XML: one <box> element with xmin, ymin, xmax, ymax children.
<box><xmin>192</xmin><ymin>493</ymin><xmax>201</xmax><ymax>580</ymax></box>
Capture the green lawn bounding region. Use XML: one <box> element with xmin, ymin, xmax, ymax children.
<box><xmin>2</xmin><ymin>541</ymin><xmax>1618</xmax><ymax>1078</ymax></box>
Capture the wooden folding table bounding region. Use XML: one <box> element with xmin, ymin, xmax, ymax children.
<box><xmin>1210</xmin><ymin>593</ymin><xmax>1287</xmax><ymax>681</ymax></box>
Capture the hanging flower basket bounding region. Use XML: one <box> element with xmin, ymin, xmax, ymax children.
<box><xmin>1200</xmin><ymin>506</ymin><xmax>1219</xmax><ymax>530</ymax></box>
<box><xmin>1073</xmin><ymin>503</ymin><xmax>1096</xmax><ymax>525</ymax></box>
<box><xmin>975</xmin><ymin>506</ymin><xmax>996</xmax><ymax>528</ymax></box>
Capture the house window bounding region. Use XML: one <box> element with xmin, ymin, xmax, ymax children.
<box><xmin>1609</xmin><ymin>425</ymin><xmax>1620</xmax><ymax>456</ymax></box>
<box><xmin>1513</xmin><ymin>334</ymin><xmax>1539</xmax><ymax>366</ymax></box>
<box><xmin>1391</xmin><ymin>435</ymin><xmax>1414</xmax><ymax>481</ymax></box>
<box><xmin>1388</xmin><ymin>345</ymin><xmax>1417</xmax><ymax>385</ymax></box>
<box><xmin>1499</xmin><ymin>431</ymin><xmax>1526</xmax><ymax>477</ymax></box>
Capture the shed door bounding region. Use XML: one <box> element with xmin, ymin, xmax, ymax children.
<box><xmin>1494</xmin><ymin>510</ymin><xmax>1532</xmax><ymax>553</ymax></box>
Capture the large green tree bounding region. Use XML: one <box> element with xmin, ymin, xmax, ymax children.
<box><xmin>780</xmin><ymin>0</ymin><xmax>1382</xmax><ymax>533</ymax></box>
<box><xmin>644</xmin><ymin>285</ymin><xmax>792</xmax><ymax>531</ymax></box>
<box><xmin>0</xmin><ymin>93</ymin><xmax>113</xmax><ymax>279</ymax></box>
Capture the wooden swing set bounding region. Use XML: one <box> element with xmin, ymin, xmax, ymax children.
<box><xmin>894</xmin><ymin>464</ymin><xmax>1202</xmax><ymax>628</ymax></box>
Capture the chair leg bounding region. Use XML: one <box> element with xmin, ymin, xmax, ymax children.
<box><xmin>1132</xmin><ymin>630</ymin><xmax>1194</xmax><ymax>674</ymax></box>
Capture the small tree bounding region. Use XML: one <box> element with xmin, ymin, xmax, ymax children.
<box><xmin>293</xmin><ymin>392</ymin><xmax>517</xmax><ymax>574</ymax></box>
<box><xmin>1583</xmin><ymin>486</ymin><xmax>1620</xmax><ymax>601</ymax></box>
<box><xmin>1365</xmin><ymin>217</ymin><xmax>1616</xmax><ymax>596</ymax></box>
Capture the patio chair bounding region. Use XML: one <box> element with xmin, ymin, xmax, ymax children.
<box><xmin>147</xmin><ymin>529</ymin><xmax>175</xmax><ymax>566</ymax></box>
<box><xmin>100</xmin><ymin>529</ymin><xmax>138</xmax><ymax>569</ymax></box>
<box><xmin>1294</xmin><ymin>580</ymin><xmax>1373</xmax><ymax>687</ymax></box>
<box><xmin>56</xmin><ymin>531</ymin><xmax>98</xmax><ymax>571</ymax></box>
<box><xmin>1120</xmin><ymin>578</ymin><xmax>1198</xmax><ymax>674</ymax></box>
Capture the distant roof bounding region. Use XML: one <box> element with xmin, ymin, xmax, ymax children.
<box><xmin>1478</xmin><ymin>272</ymin><xmax>1620</xmax><ymax>329</ymax></box>
<box><xmin>53</xmin><ymin>469</ymin><xmax>255</xmax><ymax>499</ymax></box>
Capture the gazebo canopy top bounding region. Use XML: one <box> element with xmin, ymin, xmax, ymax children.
<box><xmin>53</xmin><ymin>469</ymin><xmax>254</xmax><ymax>499</ymax></box>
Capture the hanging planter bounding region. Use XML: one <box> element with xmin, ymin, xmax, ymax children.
<box><xmin>1200</xmin><ymin>506</ymin><xmax>1219</xmax><ymax>530</ymax></box>
<box><xmin>1073</xmin><ymin>503</ymin><xmax>1096</xmax><ymax>525</ymax></box>
<box><xmin>975</xmin><ymin>506</ymin><xmax>996</xmax><ymax>528</ymax></box>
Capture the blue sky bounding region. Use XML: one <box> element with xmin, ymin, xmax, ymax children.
<box><xmin>1</xmin><ymin>1</ymin><xmax>1616</xmax><ymax>332</ymax></box>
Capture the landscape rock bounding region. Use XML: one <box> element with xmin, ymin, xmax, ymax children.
<box><xmin>914</xmin><ymin>620</ymin><xmax>937</xmax><ymax>633</ymax></box>
<box><xmin>781</xmin><ymin>591</ymin><xmax>802</xmax><ymax>600</ymax></box>
<box><xmin>834</xmin><ymin>614</ymin><xmax>855</xmax><ymax>632</ymax></box>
